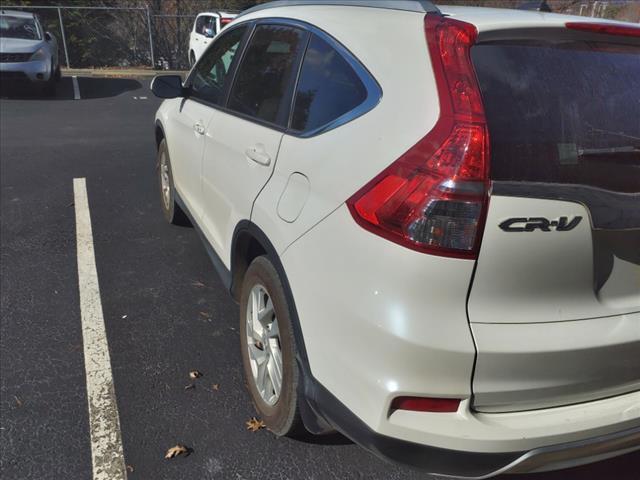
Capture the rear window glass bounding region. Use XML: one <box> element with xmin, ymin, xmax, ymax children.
<box><xmin>291</xmin><ymin>34</ymin><xmax>367</xmax><ymax>133</ymax></box>
<box><xmin>472</xmin><ymin>41</ymin><xmax>640</xmax><ymax>193</ymax></box>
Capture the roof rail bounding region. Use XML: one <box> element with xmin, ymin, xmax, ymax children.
<box><xmin>237</xmin><ymin>0</ymin><xmax>441</xmax><ymax>19</ymax></box>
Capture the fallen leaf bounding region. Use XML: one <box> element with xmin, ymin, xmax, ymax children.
<box><xmin>212</xmin><ymin>384</ymin><xmax>219</xmax><ymax>391</ymax></box>
<box><xmin>14</xmin><ymin>396</ymin><xmax>22</xmax><ymax>407</ymax></box>
<box><xmin>165</xmin><ymin>444</ymin><xmax>188</xmax><ymax>459</ymax></box>
<box><xmin>184</xmin><ymin>383</ymin><xmax>195</xmax><ymax>391</ymax></box>
<box><xmin>246</xmin><ymin>417</ymin><xmax>265</xmax><ymax>432</ymax></box>
<box><xmin>191</xmin><ymin>280</ymin><xmax>205</xmax><ymax>288</ymax></box>
<box><xmin>121</xmin><ymin>314</ymin><xmax>128</xmax><ymax>319</ymax></box>
<box><xmin>199</xmin><ymin>311</ymin><xmax>210</xmax><ymax>318</ymax></box>
<box><xmin>189</xmin><ymin>370</ymin><xmax>202</xmax><ymax>379</ymax></box>
<box><xmin>126</xmin><ymin>465</ymin><xmax>134</xmax><ymax>473</ymax></box>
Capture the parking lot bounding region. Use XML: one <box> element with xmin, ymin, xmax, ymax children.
<box><xmin>1</xmin><ymin>76</ymin><xmax>638</xmax><ymax>480</ymax></box>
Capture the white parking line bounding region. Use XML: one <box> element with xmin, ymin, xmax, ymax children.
<box><xmin>72</xmin><ymin>76</ymin><xmax>81</xmax><ymax>100</ymax></box>
<box><xmin>73</xmin><ymin>178</ymin><xmax>127</xmax><ymax>480</ymax></box>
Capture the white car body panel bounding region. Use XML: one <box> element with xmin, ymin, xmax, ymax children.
<box><xmin>200</xmin><ymin>112</ymin><xmax>283</xmax><ymax>267</ymax></box>
<box><xmin>470</xmin><ymin>196</ymin><xmax>639</xmax><ymax>324</ymax></box>
<box><xmin>471</xmin><ymin>312</ymin><xmax>640</xmax><ymax>413</ymax></box>
<box><xmin>280</xmin><ymin>204</ymin><xmax>477</xmax><ymax>429</ymax></box>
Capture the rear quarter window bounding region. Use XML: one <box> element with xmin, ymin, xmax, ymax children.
<box><xmin>291</xmin><ymin>34</ymin><xmax>367</xmax><ymax>133</ymax></box>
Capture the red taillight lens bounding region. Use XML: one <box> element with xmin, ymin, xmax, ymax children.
<box><xmin>221</xmin><ymin>18</ymin><xmax>233</xmax><ymax>25</ymax></box>
<box><xmin>391</xmin><ymin>396</ymin><xmax>461</xmax><ymax>413</ymax></box>
<box><xmin>566</xmin><ymin>22</ymin><xmax>640</xmax><ymax>38</ymax></box>
<box><xmin>347</xmin><ymin>14</ymin><xmax>489</xmax><ymax>259</ymax></box>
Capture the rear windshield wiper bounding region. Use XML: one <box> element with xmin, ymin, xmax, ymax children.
<box><xmin>578</xmin><ymin>146</ymin><xmax>640</xmax><ymax>157</ymax></box>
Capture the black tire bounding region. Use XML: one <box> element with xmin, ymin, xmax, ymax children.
<box><xmin>54</xmin><ymin>64</ymin><xmax>62</xmax><ymax>82</ymax></box>
<box><xmin>157</xmin><ymin>138</ymin><xmax>190</xmax><ymax>226</ymax></box>
<box><xmin>239</xmin><ymin>256</ymin><xmax>306</xmax><ymax>437</ymax></box>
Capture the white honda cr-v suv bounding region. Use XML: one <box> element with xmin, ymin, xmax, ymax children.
<box><xmin>151</xmin><ymin>1</ymin><xmax>640</xmax><ymax>477</ymax></box>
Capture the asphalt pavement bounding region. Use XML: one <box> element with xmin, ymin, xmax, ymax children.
<box><xmin>1</xmin><ymin>76</ymin><xmax>638</xmax><ymax>480</ymax></box>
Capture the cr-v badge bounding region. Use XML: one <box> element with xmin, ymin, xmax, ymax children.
<box><xmin>499</xmin><ymin>216</ymin><xmax>583</xmax><ymax>232</ymax></box>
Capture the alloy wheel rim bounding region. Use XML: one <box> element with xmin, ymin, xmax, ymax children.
<box><xmin>246</xmin><ymin>284</ymin><xmax>283</xmax><ymax>406</ymax></box>
<box><xmin>160</xmin><ymin>151</ymin><xmax>171</xmax><ymax>209</ymax></box>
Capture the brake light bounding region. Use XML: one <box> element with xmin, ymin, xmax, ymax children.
<box><xmin>566</xmin><ymin>22</ymin><xmax>640</xmax><ymax>38</ymax></box>
<box><xmin>221</xmin><ymin>18</ymin><xmax>233</xmax><ymax>25</ymax></box>
<box><xmin>390</xmin><ymin>396</ymin><xmax>461</xmax><ymax>413</ymax></box>
<box><xmin>347</xmin><ymin>14</ymin><xmax>489</xmax><ymax>259</ymax></box>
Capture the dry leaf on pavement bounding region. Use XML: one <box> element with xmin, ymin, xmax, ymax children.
<box><xmin>165</xmin><ymin>444</ymin><xmax>188</xmax><ymax>459</ymax></box>
<box><xmin>126</xmin><ymin>465</ymin><xmax>134</xmax><ymax>473</ymax></box>
<box><xmin>189</xmin><ymin>370</ymin><xmax>202</xmax><ymax>379</ymax></box>
<box><xmin>191</xmin><ymin>280</ymin><xmax>205</xmax><ymax>288</ymax></box>
<box><xmin>246</xmin><ymin>417</ymin><xmax>265</xmax><ymax>432</ymax></box>
<box><xmin>212</xmin><ymin>384</ymin><xmax>219</xmax><ymax>391</ymax></box>
<box><xmin>184</xmin><ymin>383</ymin><xmax>195</xmax><ymax>391</ymax></box>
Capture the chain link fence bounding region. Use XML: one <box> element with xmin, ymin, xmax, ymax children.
<box><xmin>152</xmin><ymin>13</ymin><xmax>198</xmax><ymax>70</ymax></box>
<box><xmin>2</xmin><ymin>5</ymin><xmax>206</xmax><ymax>70</ymax></box>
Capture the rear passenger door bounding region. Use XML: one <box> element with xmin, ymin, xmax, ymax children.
<box><xmin>168</xmin><ymin>25</ymin><xmax>248</xmax><ymax>219</ymax></box>
<box><xmin>200</xmin><ymin>23</ymin><xmax>308</xmax><ymax>265</ymax></box>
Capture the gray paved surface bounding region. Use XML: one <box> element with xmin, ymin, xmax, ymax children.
<box><xmin>1</xmin><ymin>77</ymin><xmax>638</xmax><ymax>480</ymax></box>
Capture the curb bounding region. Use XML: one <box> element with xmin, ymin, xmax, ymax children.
<box><xmin>62</xmin><ymin>69</ymin><xmax>187</xmax><ymax>78</ymax></box>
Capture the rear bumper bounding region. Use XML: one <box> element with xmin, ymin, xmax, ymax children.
<box><xmin>505</xmin><ymin>426</ymin><xmax>640</xmax><ymax>476</ymax></box>
<box><xmin>306</xmin><ymin>377</ymin><xmax>640</xmax><ymax>478</ymax></box>
<box><xmin>0</xmin><ymin>59</ymin><xmax>52</xmax><ymax>82</ymax></box>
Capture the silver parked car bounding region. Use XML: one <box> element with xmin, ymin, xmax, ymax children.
<box><xmin>0</xmin><ymin>10</ymin><xmax>60</xmax><ymax>96</ymax></box>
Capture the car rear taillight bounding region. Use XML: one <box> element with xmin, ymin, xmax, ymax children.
<box><xmin>390</xmin><ymin>396</ymin><xmax>461</xmax><ymax>413</ymax></box>
<box><xmin>347</xmin><ymin>14</ymin><xmax>488</xmax><ymax>259</ymax></box>
<box><xmin>565</xmin><ymin>22</ymin><xmax>640</xmax><ymax>38</ymax></box>
<box><xmin>221</xmin><ymin>18</ymin><xmax>234</xmax><ymax>26</ymax></box>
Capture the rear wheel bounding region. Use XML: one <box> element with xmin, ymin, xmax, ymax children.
<box><xmin>157</xmin><ymin>139</ymin><xmax>189</xmax><ymax>226</ymax></box>
<box><xmin>239</xmin><ymin>256</ymin><xmax>306</xmax><ymax>437</ymax></box>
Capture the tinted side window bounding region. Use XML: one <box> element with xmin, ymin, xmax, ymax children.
<box><xmin>228</xmin><ymin>25</ymin><xmax>306</xmax><ymax>126</ymax></box>
<box><xmin>196</xmin><ymin>16</ymin><xmax>215</xmax><ymax>35</ymax></box>
<box><xmin>195</xmin><ymin>16</ymin><xmax>209</xmax><ymax>35</ymax></box>
<box><xmin>190</xmin><ymin>26</ymin><xmax>246</xmax><ymax>105</ymax></box>
<box><xmin>291</xmin><ymin>34</ymin><xmax>367</xmax><ymax>133</ymax></box>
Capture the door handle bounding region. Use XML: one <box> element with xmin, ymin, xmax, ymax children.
<box><xmin>194</xmin><ymin>122</ymin><xmax>205</xmax><ymax>135</ymax></box>
<box><xmin>245</xmin><ymin>146</ymin><xmax>271</xmax><ymax>166</ymax></box>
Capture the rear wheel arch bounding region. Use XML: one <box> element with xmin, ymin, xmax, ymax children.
<box><xmin>230</xmin><ymin>225</ymin><xmax>267</xmax><ymax>302</ymax></box>
<box><xmin>230</xmin><ymin>221</ymin><xmax>332</xmax><ymax>434</ymax></box>
<box><xmin>230</xmin><ymin>222</ymin><xmax>308</xmax><ymax>362</ymax></box>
